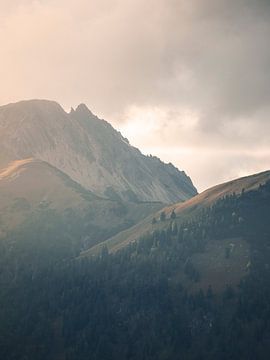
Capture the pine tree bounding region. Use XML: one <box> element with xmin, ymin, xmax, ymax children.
<box><xmin>170</xmin><ymin>209</ymin><xmax>176</xmax><ymax>219</ymax></box>
<box><xmin>160</xmin><ymin>211</ymin><xmax>166</xmax><ymax>222</ymax></box>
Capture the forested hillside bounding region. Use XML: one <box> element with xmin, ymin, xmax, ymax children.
<box><xmin>1</xmin><ymin>179</ymin><xmax>270</xmax><ymax>359</ymax></box>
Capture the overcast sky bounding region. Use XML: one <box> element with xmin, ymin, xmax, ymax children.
<box><xmin>0</xmin><ymin>0</ymin><xmax>270</xmax><ymax>191</ymax></box>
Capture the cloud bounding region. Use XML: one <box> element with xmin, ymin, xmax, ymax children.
<box><xmin>0</xmin><ymin>0</ymin><xmax>269</xmax><ymax>190</ymax></box>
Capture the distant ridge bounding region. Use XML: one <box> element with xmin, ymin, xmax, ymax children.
<box><xmin>0</xmin><ymin>99</ymin><xmax>197</xmax><ymax>203</ymax></box>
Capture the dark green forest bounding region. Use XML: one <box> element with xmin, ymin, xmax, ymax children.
<box><xmin>1</xmin><ymin>181</ymin><xmax>270</xmax><ymax>359</ymax></box>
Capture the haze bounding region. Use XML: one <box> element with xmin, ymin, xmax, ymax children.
<box><xmin>0</xmin><ymin>0</ymin><xmax>269</xmax><ymax>191</ymax></box>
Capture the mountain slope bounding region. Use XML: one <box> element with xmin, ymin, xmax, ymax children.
<box><xmin>0</xmin><ymin>99</ymin><xmax>197</xmax><ymax>203</ymax></box>
<box><xmin>0</xmin><ymin>158</ymin><xmax>162</xmax><ymax>249</ymax></box>
<box><xmin>84</xmin><ymin>170</ymin><xmax>270</xmax><ymax>255</ymax></box>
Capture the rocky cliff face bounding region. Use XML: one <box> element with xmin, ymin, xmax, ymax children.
<box><xmin>0</xmin><ymin>99</ymin><xmax>197</xmax><ymax>203</ymax></box>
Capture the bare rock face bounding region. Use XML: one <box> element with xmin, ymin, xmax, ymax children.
<box><xmin>0</xmin><ymin>99</ymin><xmax>197</xmax><ymax>203</ymax></box>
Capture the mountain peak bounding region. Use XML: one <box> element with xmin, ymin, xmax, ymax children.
<box><xmin>75</xmin><ymin>103</ymin><xmax>95</xmax><ymax>117</ymax></box>
<box><xmin>0</xmin><ymin>99</ymin><xmax>197</xmax><ymax>203</ymax></box>
<box><xmin>0</xmin><ymin>99</ymin><xmax>65</xmax><ymax>114</ymax></box>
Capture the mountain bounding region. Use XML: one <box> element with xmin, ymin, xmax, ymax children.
<box><xmin>84</xmin><ymin>170</ymin><xmax>270</xmax><ymax>255</ymax></box>
<box><xmin>4</xmin><ymin>99</ymin><xmax>270</xmax><ymax>359</ymax></box>
<box><xmin>0</xmin><ymin>99</ymin><xmax>197</xmax><ymax>203</ymax></box>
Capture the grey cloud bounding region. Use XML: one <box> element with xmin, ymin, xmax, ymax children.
<box><xmin>1</xmin><ymin>0</ymin><xmax>269</xmax><ymax>120</ymax></box>
<box><xmin>0</xmin><ymin>0</ymin><xmax>269</xmax><ymax>190</ymax></box>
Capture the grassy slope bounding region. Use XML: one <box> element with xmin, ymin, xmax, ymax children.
<box><xmin>0</xmin><ymin>159</ymin><xmax>163</xmax><ymax>246</ymax></box>
<box><xmin>82</xmin><ymin>170</ymin><xmax>270</xmax><ymax>256</ymax></box>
